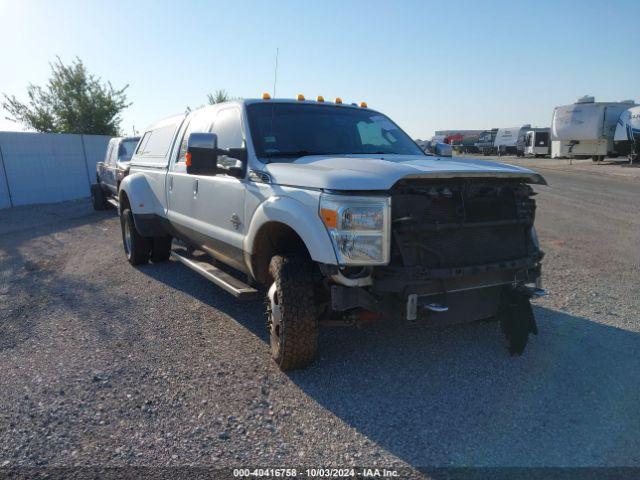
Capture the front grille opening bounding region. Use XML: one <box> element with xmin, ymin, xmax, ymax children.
<box><xmin>390</xmin><ymin>179</ymin><xmax>537</xmax><ymax>269</ymax></box>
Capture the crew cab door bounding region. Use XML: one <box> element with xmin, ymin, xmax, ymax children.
<box><xmin>166</xmin><ymin>107</ymin><xmax>247</xmax><ymax>272</ymax></box>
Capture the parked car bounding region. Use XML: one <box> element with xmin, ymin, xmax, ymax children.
<box><xmin>91</xmin><ymin>136</ymin><xmax>140</xmax><ymax>210</ymax></box>
<box><xmin>118</xmin><ymin>97</ymin><xmax>546</xmax><ymax>370</ymax></box>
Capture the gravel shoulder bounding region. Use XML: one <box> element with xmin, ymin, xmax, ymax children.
<box><xmin>0</xmin><ymin>162</ymin><xmax>639</xmax><ymax>474</ymax></box>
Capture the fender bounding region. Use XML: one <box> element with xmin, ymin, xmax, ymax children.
<box><xmin>118</xmin><ymin>172</ymin><xmax>169</xmax><ymax>237</ymax></box>
<box><xmin>244</xmin><ymin>195</ymin><xmax>338</xmax><ymax>271</ymax></box>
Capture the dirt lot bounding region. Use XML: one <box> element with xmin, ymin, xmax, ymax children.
<box><xmin>1</xmin><ymin>159</ymin><xmax>639</xmax><ymax>476</ymax></box>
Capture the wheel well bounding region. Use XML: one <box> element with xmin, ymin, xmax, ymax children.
<box><xmin>119</xmin><ymin>191</ymin><xmax>130</xmax><ymax>210</ymax></box>
<box><xmin>252</xmin><ymin>222</ymin><xmax>310</xmax><ymax>285</ymax></box>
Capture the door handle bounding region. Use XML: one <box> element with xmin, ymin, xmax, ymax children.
<box><xmin>193</xmin><ymin>179</ymin><xmax>199</xmax><ymax>196</ymax></box>
<box><xmin>168</xmin><ymin>176</ymin><xmax>173</xmax><ymax>192</ymax></box>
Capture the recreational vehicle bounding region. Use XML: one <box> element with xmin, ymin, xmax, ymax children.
<box><xmin>614</xmin><ymin>105</ymin><xmax>640</xmax><ymax>162</ymax></box>
<box><xmin>551</xmin><ymin>96</ymin><xmax>636</xmax><ymax>161</ymax></box>
<box><xmin>524</xmin><ymin>128</ymin><xmax>550</xmax><ymax>157</ymax></box>
<box><xmin>495</xmin><ymin>125</ymin><xmax>531</xmax><ymax>156</ymax></box>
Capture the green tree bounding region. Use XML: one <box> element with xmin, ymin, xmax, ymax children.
<box><xmin>207</xmin><ymin>89</ymin><xmax>231</xmax><ymax>104</ymax></box>
<box><xmin>2</xmin><ymin>57</ymin><xmax>130</xmax><ymax>135</ymax></box>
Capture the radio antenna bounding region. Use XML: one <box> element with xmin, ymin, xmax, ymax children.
<box><xmin>272</xmin><ymin>47</ymin><xmax>279</xmax><ymax>98</ymax></box>
<box><xmin>266</xmin><ymin>47</ymin><xmax>279</xmax><ymax>163</ymax></box>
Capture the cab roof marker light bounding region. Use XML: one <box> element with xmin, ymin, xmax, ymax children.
<box><xmin>316</xmin><ymin>95</ymin><xmax>325</xmax><ymax>102</ymax></box>
<box><xmin>335</xmin><ymin>97</ymin><xmax>343</xmax><ymax>104</ymax></box>
<box><xmin>360</xmin><ymin>101</ymin><xmax>368</xmax><ymax>108</ymax></box>
<box><xmin>297</xmin><ymin>94</ymin><xmax>305</xmax><ymax>101</ymax></box>
<box><xmin>262</xmin><ymin>92</ymin><xmax>271</xmax><ymax>100</ymax></box>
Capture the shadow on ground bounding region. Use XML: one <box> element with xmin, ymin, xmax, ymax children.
<box><xmin>141</xmin><ymin>259</ymin><xmax>640</xmax><ymax>469</ymax></box>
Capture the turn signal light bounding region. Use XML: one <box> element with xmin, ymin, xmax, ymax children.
<box><xmin>317</xmin><ymin>95</ymin><xmax>324</xmax><ymax>102</ymax></box>
<box><xmin>297</xmin><ymin>94</ymin><xmax>305</xmax><ymax>101</ymax></box>
<box><xmin>360</xmin><ymin>101</ymin><xmax>368</xmax><ymax>108</ymax></box>
<box><xmin>320</xmin><ymin>208</ymin><xmax>337</xmax><ymax>229</ymax></box>
<box><xmin>262</xmin><ymin>92</ymin><xmax>271</xmax><ymax>100</ymax></box>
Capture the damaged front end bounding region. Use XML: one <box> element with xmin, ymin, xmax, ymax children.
<box><xmin>329</xmin><ymin>177</ymin><xmax>547</xmax><ymax>354</ymax></box>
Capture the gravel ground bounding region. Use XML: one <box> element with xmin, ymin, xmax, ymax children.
<box><xmin>0</xmin><ymin>163</ymin><xmax>639</xmax><ymax>477</ymax></box>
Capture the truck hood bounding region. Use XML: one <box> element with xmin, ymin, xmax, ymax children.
<box><xmin>263</xmin><ymin>154</ymin><xmax>547</xmax><ymax>190</ymax></box>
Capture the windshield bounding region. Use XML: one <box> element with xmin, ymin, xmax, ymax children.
<box><xmin>118</xmin><ymin>138</ymin><xmax>140</xmax><ymax>161</ymax></box>
<box><xmin>247</xmin><ymin>103</ymin><xmax>423</xmax><ymax>161</ymax></box>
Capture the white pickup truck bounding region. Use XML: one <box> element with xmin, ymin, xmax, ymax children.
<box><xmin>118</xmin><ymin>96</ymin><xmax>547</xmax><ymax>370</ymax></box>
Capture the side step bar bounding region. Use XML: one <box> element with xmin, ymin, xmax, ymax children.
<box><xmin>170</xmin><ymin>249</ymin><xmax>260</xmax><ymax>301</ymax></box>
<box><xmin>106</xmin><ymin>198</ymin><xmax>119</xmax><ymax>209</ymax></box>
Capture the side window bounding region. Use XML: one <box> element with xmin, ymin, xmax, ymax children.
<box><xmin>110</xmin><ymin>142</ymin><xmax>120</xmax><ymax>163</ymax></box>
<box><xmin>212</xmin><ymin>108</ymin><xmax>244</xmax><ymax>150</ymax></box>
<box><xmin>137</xmin><ymin>124</ymin><xmax>176</xmax><ymax>157</ymax></box>
<box><xmin>176</xmin><ymin>113</ymin><xmax>213</xmax><ymax>162</ymax></box>
<box><xmin>136</xmin><ymin>132</ymin><xmax>151</xmax><ymax>154</ymax></box>
<box><xmin>104</xmin><ymin>142</ymin><xmax>115</xmax><ymax>164</ymax></box>
<box><xmin>176</xmin><ymin>120</ymin><xmax>191</xmax><ymax>163</ymax></box>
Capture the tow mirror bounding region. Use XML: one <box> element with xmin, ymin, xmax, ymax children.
<box><xmin>186</xmin><ymin>133</ymin><xmax>218</xmax><ymax>175</ymax></box>
<box><xmin>434</xmin><ymin>142</ymin><xmax>453</xmax><ymax>157</ymax></box>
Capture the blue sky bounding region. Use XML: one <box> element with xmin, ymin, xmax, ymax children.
<box><xmin>1</xmin><ymin>0</ymin><xmax>638</xmax><ymax>139</ymax></box>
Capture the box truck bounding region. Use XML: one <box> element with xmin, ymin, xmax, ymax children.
<box><xmin>551</xmin><ymin>96</ymin><xmax>636</xmax><ymax>161</ymax></box>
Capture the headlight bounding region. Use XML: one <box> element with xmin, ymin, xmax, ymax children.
<box><xmin>319</xmin><ymin>194</ymin><xmax>391</xmax><ymax>265</ymax></box>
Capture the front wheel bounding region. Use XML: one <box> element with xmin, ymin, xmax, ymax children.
<box><xmin>120</xmin><ymin>208</ymin><xmax>151</xmax><ymax>265</ymax></box>
<box><xmin>267</xmin><ymin>255</ymin><xmax>319</xmax><ymax>370</ymax></box>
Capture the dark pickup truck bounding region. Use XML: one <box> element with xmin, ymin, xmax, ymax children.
<box><xmin>91</xmin><ymin>136</ymin><xmax>140</xmax><ymax>210</ymax></box>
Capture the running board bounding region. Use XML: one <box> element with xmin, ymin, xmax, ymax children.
<box><xmin>106</xmin><ymin>198</ymin><xmax>119</xmax><ymax>209</ymax></box>
<box><xmin>170</xmin><ymin>249</ymin><xmax>260</xmax><ymax>301</ymax></box>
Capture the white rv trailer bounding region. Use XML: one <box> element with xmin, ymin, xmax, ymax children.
<box><xmin>614</xmin><ymin>105</ymin><xmax>640</xmax><ymax>162</ymax></box>
<box><xmin>551</xmin><ymin>96</ymin><xmax>636</xmax><ymax>161</ymax></box>
<box><xmin>495</xmin><ymin>125</ymin><xmax>531</xmax><ymax>156</ymax></box>
<box><xmin>524</xmin><ymin>128</ymin><xmax>550</xmax><ymax>157</ymax></box>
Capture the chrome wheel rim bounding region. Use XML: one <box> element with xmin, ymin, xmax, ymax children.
<box><xmin>268</xmin><ymin>282</ymin><xmax>282</xmax><ymax>354</ymax></box>
<box><xmin>123</xmin><ymin>218</ymin><xmax>132</xmax><ymax>256</ymax></box>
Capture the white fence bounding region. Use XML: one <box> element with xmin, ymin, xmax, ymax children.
<box><xmin>0</xmin><ymin>132</ymin><xmax>111</xmax><ymax>208</ymax></box>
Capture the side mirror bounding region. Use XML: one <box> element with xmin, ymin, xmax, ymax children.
<box><xmin>186</xmin><ymin>132</ymin><xmax>218</xmax><ymax>175</ymax></box>
<box><xmin>434</xmin><ymin>142</ymin><xmax>453</xmax><ymax>157</ymax></box>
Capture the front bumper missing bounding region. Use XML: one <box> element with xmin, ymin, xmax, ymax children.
<box><xmin>331</xmin><ymin>258</ymin><xmax>544</xmax><ymax>322</ymax></box>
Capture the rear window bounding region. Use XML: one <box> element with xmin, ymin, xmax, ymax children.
<box><xmin>118</xmin><ymin>138</ymin><xmax>140</xmax><ymax>161</ymax></box>
<box><xmin>536</xmin><ymin>131</ymin><xmax>550</xmax><ymax>146</ymax></box>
